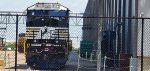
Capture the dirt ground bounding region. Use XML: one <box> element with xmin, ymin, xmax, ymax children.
<box><xmin>0</xmin><ymin>51</ymin><xmax>150</xmax><ymax>71</ymax></box>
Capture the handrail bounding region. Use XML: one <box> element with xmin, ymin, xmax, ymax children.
<box><xmin>24</xmin><ymin>28</ymin><xmax>33</xmax><ymax>57</ymax></box>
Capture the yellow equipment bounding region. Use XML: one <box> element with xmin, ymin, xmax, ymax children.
<box><xmin>0</xmin><ymin>59</ymin><xmax>5</xmax><ymax>66</ymax></box>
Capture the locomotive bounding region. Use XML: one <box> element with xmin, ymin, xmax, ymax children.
<box><xmin>18</xmin><ymin>3</ymin><xmax>72</xmax><ymax>69</ymax></box>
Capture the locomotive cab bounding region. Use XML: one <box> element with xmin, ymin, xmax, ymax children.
<box><xmin>24</xmin><ymin>3</ymin><xmax>71</xmax><ymax>69</ymax></box>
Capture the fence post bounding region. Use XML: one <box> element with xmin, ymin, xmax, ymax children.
<box><xmin>8</xmin><ymin>54</ymin><xmax>10</xmax><ymax>71</ymax></box>
<box><xmin>97</xmin><ymin>18</ymin><xmax>102</xmax><ymax>71</ymax></box>
<box><xmin>141</xmin><ymin>18</ymin><xmax>144</xmax><ymax>71</ymax></box>
<box><xmin>15</xmin><ymin>15</ymin><xmax>19</xmax><ymax>71</ymax></box>
<box><xmin>103</xmin><ymin>56</ymin><xmax>107</xmax><ymax>71</ymax></box>
<box><xmin>77</xmin><ymin>47</ymin><xmax>80</xmax><ymax>71</ymax></box>
<box><xmin>86</xmin><ymin>52</ymin><xmax>87</xmax><ymax>59</ymax></box>
<box><xmin>90</xmin><ymin>53</ymin><xmax>93</xmax><ymax>61</ymax></box>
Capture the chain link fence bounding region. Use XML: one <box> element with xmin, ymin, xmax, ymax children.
<box><xmin>0</xmin><ymin>15</ymin><xmax>149</xmax><ymax>71</ymax></box>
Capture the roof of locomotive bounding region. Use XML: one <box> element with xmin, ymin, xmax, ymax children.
<box><xmin>27</xmin><ymin>2</ymin><xmax>69</xmax><ymax>11</ymax></box>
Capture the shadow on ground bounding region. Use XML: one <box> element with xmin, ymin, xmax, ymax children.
<box><xmin>5</xmin><ymin>64</ymin><xmax>29</xmax><ymax>69</ymax></box>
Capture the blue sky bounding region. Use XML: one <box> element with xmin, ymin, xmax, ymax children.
<box><xmin>0</xmin><ymin>0</ymin><xmax>88</xmax><ymax>13</ymax></box>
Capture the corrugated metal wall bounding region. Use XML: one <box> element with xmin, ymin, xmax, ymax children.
<box><xmin>83</xmin><ymin>0</ymin><xmax>139</xmax><ymax>57</ymax></box>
